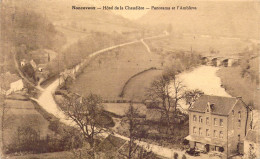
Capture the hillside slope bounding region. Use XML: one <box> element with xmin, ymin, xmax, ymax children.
<box><xmin>138</xmin><ymin>1</ymin><xmax>260</xmax><ymax>39</ymax></box>
<box><xmin>9</xmin><ymin>0</ymin><xmax>138</xmax><ymax>33</ymax></box>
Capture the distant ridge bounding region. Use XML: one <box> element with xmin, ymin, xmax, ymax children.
<box><xmin>138</xmin><ymin>1</ymin><xmax>260</xmax><ymax>39</ymax></box>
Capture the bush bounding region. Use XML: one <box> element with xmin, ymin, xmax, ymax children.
<box><xmin>5</xmin><ymin>120</ymin><xmax>84</xmax><ymax>154</ymax></box>
<box><xmin>174</xmin><ymin>152</ymin><xmax>179</xmax><ymax>159</ymax></box>
<box><xmin>182</xmin><ymin>154</ymin><xmax>187</xmax><ymax>159</ymax></box>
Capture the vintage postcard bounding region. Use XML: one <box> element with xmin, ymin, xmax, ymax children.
<box><xmin>0</xmin><ymin>0</ymin><xmax>259</xmax><ymax>158</ymax></box>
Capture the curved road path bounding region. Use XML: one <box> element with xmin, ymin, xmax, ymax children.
<box><xmin>30</xmin><ymin>33</ymin><xmax>199</xmax><ymax>159</ymax></box>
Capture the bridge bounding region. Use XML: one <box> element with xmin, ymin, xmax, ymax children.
<box><xmin>201</xmin><ymin>55</ymin><xmax>240</xmax><ymax>67</ymax></box>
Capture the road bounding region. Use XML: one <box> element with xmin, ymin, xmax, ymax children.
<box><xmin>30</xmin><ymin>33</ymin><xmax>199</xmax><ymax>159</ymax></box>
<box><xmin>141</xmin><ymin>38</ymin><xmax>151</xmax><ymax>53</ymax></box>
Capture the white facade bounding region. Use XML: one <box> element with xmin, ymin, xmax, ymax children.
<box><xmin>6</xmin><ymin>79</ymin><xmax>24</xmax><ymax>95</ymax></box>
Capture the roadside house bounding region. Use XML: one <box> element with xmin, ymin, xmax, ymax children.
<box><xmin>0</xmin><ymin>72</ymin><xmax>24</xmax><ymax>95</ymax></box>
<box><xmin>185</xmin><ymin>95</ymin><xmax>252</xmax><ymax>157</ymax></box>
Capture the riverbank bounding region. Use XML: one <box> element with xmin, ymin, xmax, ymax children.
<box><xmin>217</xmin><ymin>66</ymin><xmax>259</xmax><ymax>109</ymax></box>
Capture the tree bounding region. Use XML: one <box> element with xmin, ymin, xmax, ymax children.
<box><xmin>173</xmin><ymin>152</ymin><xmax>179</xmax><ymax>159</ymax></box>
<box><xmin>184</xmin><ymin>89</ymin><xmax>204</xmax><ymax>108</ymax></box>
<box><xmin>146</xmin><ymin>70</ymin><xmax>186</xmax><ymax>133</ymax></box>
<box><xmin>61</xmin><ymin>93</ymin><xmax>106</xmax><ymax>158</ymax></box>
<box><xmin>165</xmin><ymin>69</ymin><xmax>186</xmax><ymax>119</ymax></box>
<box><xmin>146</xmin><ymin>73</ymin><xmax>172</xmax><ymax>132</ymax></box>
<box><xmin>119</xmin><ymin>103</ymin><xmax>146</xmax><ymax>159</ymax></box>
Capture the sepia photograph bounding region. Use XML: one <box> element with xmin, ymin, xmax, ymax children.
<box><xmin>0</xmin><ymin>0</ymin><xmax>259</xmax><ymax>158</ymax></box>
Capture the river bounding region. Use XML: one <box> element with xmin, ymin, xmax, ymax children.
<box><xmin>174</xmin><ymin>65</ymin><xmax>231</xmax><ymax>110</ymax></box>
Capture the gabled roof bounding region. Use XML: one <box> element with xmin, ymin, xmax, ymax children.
<box><xmin>189</xmin><ymin>95</ymin><xmax>240</xmax><ymax>116</ymax></box>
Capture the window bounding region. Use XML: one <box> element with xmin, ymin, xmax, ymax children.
<box><xmin>199</xmin><ymin>128</ymin><xmax>202</xmax><ymax>136</ymax></box>
<box><xmin>206</xmin><ymin>129</ymin><xmax>210</xmax><ymax>137</ymax></box>
<box><xmin>214</xmin><ymin>118</ymin><xmax>218</xmax><ymax>126</ymax></box>
<box><xmin>238</xmin><ymin>111</ymin><xmax>241</xmax><ymax>119</ymax></box>
<box><xmin>249</xmin><ymin>144</ymin><xmax>254</xmax><ymax>150</ymax></box>
<box><xmin>219</xmin><ymin>131</ymin><xmax>223</xmax><ymax>139</ymax></box>
<box><xmin>199</xmin><ymin>116</ymin><xmax>203</xmax><ymax>123</ymax></box>
<box><xmin>214</xmin><ymin>130</ymin><xmax>217</xmax><ymax>138</ymax></box>
<box><xmin>238</xmin><ymin>120</ymin><xmax>241</xmax><ymax>128</ymax></box>
<box><xmin>193</xmin><ymin>127</ymin><xmax>197</xmax><ymax>134</ymax></box>
<box><xmin>220</xmin><ymin>119</ymin><xmax>223</xmax><ymax>127</ymax></box>
<box><xmin>232</xmin><ymin>110</ymin><xmax>234</xmax><ymax>116</ymax></box>
<box><xmin>238</xmin><ymin>134</ymin><xmax>240</xmax><ymax>142</ymax></box>
<box><xmin>193</xmin><ymin>115</ymin><xmax>197</xmax><ymax>122</ymax></box>
<box><xmin>206</xmin><ymin>117</ymin><xmax>210</xmax><ymax>125</ymax></box>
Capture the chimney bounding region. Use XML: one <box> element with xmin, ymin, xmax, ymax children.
<box><xmin>207</xmin><ymin>102</ymin><xmax>211</xmax><ymax>112</ymax></box>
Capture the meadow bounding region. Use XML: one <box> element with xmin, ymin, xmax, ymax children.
<box><xmin>69</xmin><ymin>43</ymin><xmax>162</xmax><ymax>101</ymax></box>
<box><xmin>3</xmin><ymin>100</ymin><xmax>51</xmax><ymax>148</ymax></box>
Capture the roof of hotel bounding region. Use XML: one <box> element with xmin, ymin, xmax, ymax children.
<box><xmin>189</xmin><ymin>95</ymin><xmax>241</xmax><ymax>116</ymax></box>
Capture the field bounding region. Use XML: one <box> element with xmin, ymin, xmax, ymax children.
<box><xmin>3</xmin><ymin>99</ymin><xmax>52</xmax><ymax>148</ymax></box>
<box><xmin>145</xmin><ymin>34</ymin><xmax>252</xmax><ymax>57</ymax></box>
<box><xmin>69</xmin><ymin>43</ymin><xmax>162</xmax><ymax>100</ymax></box>
<box><xmin>103</xmin><ymin>103</ymin><xmax>147</xmax><ymax>117</ymax></box>
<box><xmin>122</xmin><ymin>69</ymin><xmax>163</xmax><ymax>101</ymax></box>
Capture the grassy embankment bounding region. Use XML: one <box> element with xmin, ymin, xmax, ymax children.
<box><xmin>217</xmin><ymin>65</ymin><xmax>259</xmax><ymax>109</ymax></box>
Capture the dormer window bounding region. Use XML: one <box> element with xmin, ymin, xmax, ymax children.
<box><xmin>38</xmin><ymin>67</ymin><xmax>43</xmax><ymax>72</ymax></box>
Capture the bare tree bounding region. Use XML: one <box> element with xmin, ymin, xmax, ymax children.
<box><xmin>61</xmin><ymin>93</ymin><xmax>105</xmax><ymax>158</ymax></box>
<box><xmin>184</xmin><ymin>89</ymin><xmax>204</xmax><ymax>108</ymax></box>
<box><xmin>119</xmin><ymin>103</ymin><xmax>147</xmax><ymax>159</ymax></box>
<box><xmin>146</xmin><ymin>70</ymin><xmax>186</xmax><ymax>132</ymax></box>
<box><xmin>165</xmin><ymin>70</ymin><xmax>186</xmax><ymax>118</ymax></box>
